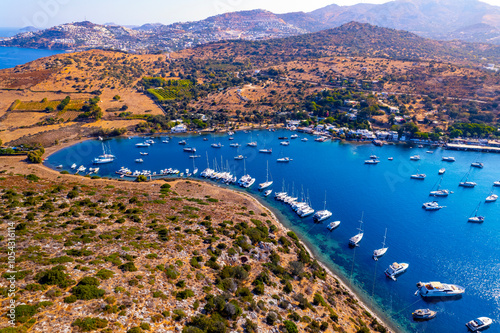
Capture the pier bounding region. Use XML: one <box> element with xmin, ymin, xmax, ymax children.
<box><xmin>445</xmin><ymin>143</ymin><xmax>500</xmax><ymax>153</ymax></box>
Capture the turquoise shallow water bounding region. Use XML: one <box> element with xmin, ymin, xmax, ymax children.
<box><xmin>45</xmin><ymin>130</ymin><xmax>500</xmax><ymax>333</ymax></box>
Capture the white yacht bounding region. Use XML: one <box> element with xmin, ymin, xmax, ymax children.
<box><xmin>415</xmin><ymin>281</ymin><xmax>465</xmax><ymax>298</ymax></box>
<box><xmin>460</xmin><ymin>170</ymin><xmax>477</xmax><ymax>188</ymax></box>
<box><xmin>430</xmin><ymin>189</ymin><xmax>449</xmax><ymax>197</ymax></box>
<box><xmin>56</xmin><ymin>164</ymin><xmax>63</xmax><ymax>169</ymax></box>
<box><xmin>229</xmin><ymin>143</ymin><xmax>240</xmax><ymax>147</ymax></box>
<box><xmin>373</xmin><ymin>229</ymin><xmax>388</xmax><ymax>261</ymax></box>
<box><xmin>135</xmin><ymin>142</ymin><xmax>150</xmax><ymax>147</ymax></box>
<box><xmin>412</xmin><ymin>309</ymin><xmax>437</xmax><ymax>321</ymax></box>
<box><xmin>264</xmin><ymin>189</ymin><xmax>272</xmax><ymax>197</ymax></box>
<box><xmin>471</xmin><ymin>162</ymin><xmax>484</xmax><ymax>169</ymax></box>
<box><xmin>486</xmin><ymin>194</ymin><xmax>498</xmax><ymax>203</ymax></box>
<box><xmin>385</xmin><ymin>262</ymin><xmax>409</xmax><ymax>281</ymax></box>
<box><xmin>410</xmin><ymin>155</ymin><xmax>421</xmax><ymax>161</ymax></box>
<box><xmin>234</xmin><ymin>155</ymin><xmax>245</xmax><ymax>160</ymax></box>
<box><xmin>442</xmin><ymin>156</ymin><xmax>456</xmax><ymax>162</ymax></box>
<box><xmin>297</xmin><ymin>206</ymin><xmax>315</xmax><ymax>218</ymax></box>
<box><xmin>388</xmin><ymin>157</ymin><xmax>394</xmax><ymax>161</ymax></box>
<box><xmin>494</xmin><ymin>181</ymin><xmax>500</xmax><ymax>187</ymax></box>
<box><xmin>327</xmin><ymin>221</ymin><xmax>341</xmax><ymax>231</ymax></box>
<box><xmin>465</xmin><ymin>317</ymin><xmax>492</xmax><ymax>332</ymax></box>
<box><xmin>277</xmin><ymin>157</ymin><xmax>292</xmax><ymax>163</ymax></box>
<box><xmin>280</xmin><ymin>141</ymin><xmax>290</xmax><ymax>146</ymax></box>
<box><xmin>438</xmin><ymin>168</ymin><xmax>446</xmax><ymax>175</ymax></box>
<box><xmin>258</xmin><ymin>161</ymin><xmax>273</xmax><ymax>190</ymax></box>
<box><xmin>135</xmin><ymin>159</ymin><xmax>143</xmax><ymax>163</ymax></box>
<box><xmin>140</xmin><ymin>152</ymin><xmax>149</xmax><ymax>156</ymax></box>
<box><xmin>422</xmin><ymin>201</ymin><xmax>444</xmax><ymax>211</ymax></box>
<box><xmin>349</xmin><ymin>214</ymin><xmax>364</xmax><ymax>247</ymax></box>
<box><xmin>93</xmin><ymin>143</ymin><xmax>116</xmax><ymax>164</ymax></box>
<box><xmin>211</xmin><ymin>143</ymin><xmax>223</xmax><ymax>148</ymax></box>
<box><xmin>365</xmin><ymin>159</ymin><xmax>380</xmax><ymax>164</ymax></box>
<box><xmin>259</xmin><ymin>149</ymin><xmax>272</xmax><ymax>154</ymax></box>
<box><xmin>291</xmin><ymin>134</ymin><xmax>299</xmax><ymax>139</ymax></box>
<box><xmin>411</xmin><ymin>173</ymin><xmax>426</xmax><ymax>180</ymax></box>
<box><xmin>247</xmin><ymin>142</ymin><xmax>257</xmax><ymax>147</ymax></box>
<box><xmin>313</xmin><ymin>191</ymin><xmax>332</xmax><ymax>222</ymax></box>
<box><xmin>468</xmin><ymin>203</ymin><xmax>485</xmax><ymax>223</ymax></box>
<box><xmin>76</xmin><ymin>165</ymin><xmax>86</xmax><ymax>173</ymax></box>
<box><xmin>301</xmin><ymin>138</ymin><xmax>308</xmax><ymax>142</ymax></box>
<box><xmin>183</xmin><ymin>147</ymin><xmax>196</xmax><ymax>153</ymax></box>
<box><xmin>71</xmin><ymin>163</ymin><xmax>77</xmax><ymax>169</ymax></box>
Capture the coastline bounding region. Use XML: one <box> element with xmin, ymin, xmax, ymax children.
<box><xmin>26</xmin><ymin>135</ymin><xmax>400</xmax><ymax>332</ymax></box>
<box><xmin>38</xmin><ymin>136</ymin><xmax>399</xmax><ymax>333</ymax></box>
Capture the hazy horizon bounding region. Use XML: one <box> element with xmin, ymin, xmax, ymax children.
<box><xmin>1</xmin><ymin>0</ymin><xmax>499</xmax><ymax>29</ymax></box>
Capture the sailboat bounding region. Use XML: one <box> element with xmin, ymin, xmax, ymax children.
<box><xmin>485</xmin><ymin>191</ymin><xmax>498</xmax><ymax>203</ymax></box>
<box><xmin>93</xmin><ymin>142</ymin><xmax>115</xmax><ymax>164</ymax></box>
<box><xmin>459</xmin><ymin>168</ymin><xmax>477</xmax><ymax>188</ymax></box>
<box><xmin>313</xmin><ymin>191</ymin><xmax>332</xmax><ymax>222</ymax></box>
<box><xmin>258</xmin><ymin>161</ymin><xmax>273</xmax><ymax>190</ymax></box>
<box><xmin>411</xmin><ymin>168</ymin><xmax>426</xmax><ymax>180</ymax></box>
<box><xmin>349</xmin><ymin>213</ymin><xmax>364</xmax><ymax>247</ymax></box>
<box><xmin>373</xmin><ymin>228</ymin><xmax>388</xmax><ymax>260</ymax></box>
<box><xmin>468</xmin><ymin>202</ymin><xmax>484</xmax><ymax>223</ymax></box>
<box><xmin>429</xmin><ymin>176</ymin><xmax>449</xmax><ymax>197</ymax></box>
<box><xmin>192</xmin><ymin>156</ymin><xmax>198</xmax><ymax>176</ymax></box>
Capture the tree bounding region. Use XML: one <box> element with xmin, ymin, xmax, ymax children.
<box><xmin>284</xmin><ymin>320</ymin><xmax>299</xmax><ymax>333</ymax></box>
<box><xmin>113</xmin><ymin>95</ymin><xmax>121</xmax><ymax>101</ymax></box>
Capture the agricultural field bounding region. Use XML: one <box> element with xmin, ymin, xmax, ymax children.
<box><xmin>146</xmin><ymin>79</ymin><xmax>193</xmax><ymax>101</ymax></box>
<box><xmin>11</xmin><ymin>99</ymin><xmax>85</xmax><ymax>111</ymax></box>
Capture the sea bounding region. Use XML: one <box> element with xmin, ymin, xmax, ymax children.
<box><xmin>0</xmin><ymin>28</ymin><xmax>64</xmax><ymax>69</ymax></box>
<box><xmin>44</xmin><ymin>130</ymin><xmax>500</xmax><ymax>333</ymax></box>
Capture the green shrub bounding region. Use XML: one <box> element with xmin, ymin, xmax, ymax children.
<box><xmin>71</xmin><ymin>317</ymin><xmax>108</xmax><ymax>331</ymax></box>
<box><xmin>95</xmin><ymin>269</ymin><xmax>114</xmax><ymax>280</ymax></box>
<box><xmin>284</xmin><ymin>320</ymin><xmax>299</xmax><ymax>333</ymax></box>
<box><xmin>35</xmin><ymin>266</ymin><xmax>74</xmax><ymax>288</ymax></box>
<box><xmin>119</xmin><ymin>262</ymin><xmax>138</xmax><ymax>272</ymax></box>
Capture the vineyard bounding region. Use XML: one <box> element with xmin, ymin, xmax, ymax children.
<box><xmin>13</xmin><ymin>99</ymin><xmax>85</xmax><ymax>111</ymax></box>
<box><xmin>144</xmin><ymin>78</ymin><xmax>193</xmax><ymax>101</ymax></box>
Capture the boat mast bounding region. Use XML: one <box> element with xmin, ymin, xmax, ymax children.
<box><xmin>266</xmin><ymin>161</ymin><xmax>269</xmax><ymax>183</ymax></box>
<box><xmin>323</xmin><ymin>190</ymin><xmax>327</xmax><ymax>211</ymax></box>
<box><xmin>382</xmin><ymin>228</ymin><xmax>387</xmax><ymax>248</ymax></box>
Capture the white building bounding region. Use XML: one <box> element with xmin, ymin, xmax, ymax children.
<box><xmin>171</xmin><ymin>124</ymin><xmax>187</xmax><ymax>133</ymax></box>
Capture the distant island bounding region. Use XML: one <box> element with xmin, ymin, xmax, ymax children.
<box><xmin>1</xmin><ymin>0</ymin><xmax>500</xmax><ymax>53</ymax></box>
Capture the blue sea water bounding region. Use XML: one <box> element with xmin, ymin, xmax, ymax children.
<box><xmin>45</xmin><ymin>130</ymin><xmax>500</xmax><ymax>333</ymax></box>
<box><xmin>0</xmin><ymin>28</ymin><xmax>65</xmax><ymax>70</ymax></box>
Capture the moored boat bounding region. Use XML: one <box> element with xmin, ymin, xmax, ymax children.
<box><xmin>471</xmin><ymin>162</ymin><xmax>484</xmax><ymax>169</ymax></box>
<box><xmin>485</xmin><ymin>194</ymin><xmax>498</xmax><ymax>203</ymax></box>
<box><xmin>349</xmin><ymin>214</ymin><xmax>364</xmax><ymax>247</ymax></box>
<box><xmin>365</xmin><ymin>159</ymin><xmax>380</xmax><ymax>164</ymax></box>
<box><xmin>466</xmin><ymin>317</ymin><xmax>492</xmax><ymax>332</ymax></box>
<box><xmin>438</xmin><ymin>168</ymin><xmax>445</xmax><ymax>175</ymax></box>
<box><xmin>135</xmin><ymin>142</ymin><xmax>150</xmax><ymax>147</ymax></box>
<box><xmin>415</xmin><ymin>281</ymin><xmax>465</xmax><ymax>298</ymax></box>
<box><xmin>412</xmin><ymin>309</ymin><xmax>437</xmax><ymax>321</ymax></box>
<box><xmin>373</xmin><ymin>228</ymin><xmax>388</xmax><ymax>260</ymax></box>
<box><xmin>327</xmin><ymin>220</ymin><xmax>341</xmax><ymax>231</ymax></box>
<box><xmin>259</xmin><ymin>149</ymin><xmax>272</xmax><ymax>154</ymax></box>
<box><xmin>277</xmin><ymin>157</ymin><xmax>292</xmax><ymax>163</ymax></box>
<box><xmin>385</xmin><ymin>262</ymin><xmax>409</xmax><ymax>280</ymax></box>
<box><xmin>442</xmin><ymin>156</ymin><xmax>456</xmax><ymax>162</ymax></box>
<box><xmin>264</xmin><ymin>189</ymin><xmax>272</xmax><ymax>197</ymax></box>
<box><xmin>422</xmin><ymin>201</ymin><xmax>444</xmax><ymax>211</ymax></box>
<box><xmin>410</xmin><ymin>155</ymin><xmax>421</xmax><ymax>161</ymax></box>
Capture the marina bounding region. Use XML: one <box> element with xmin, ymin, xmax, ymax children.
<box><xmin>44</xmin><ymin>129</ymin><xmax>500</xmax><ymax>333</ymax></box>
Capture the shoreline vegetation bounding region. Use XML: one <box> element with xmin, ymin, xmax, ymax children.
<box><xmin>0</xmin><ymin>139</ymin><xmax>394</xmax><ymax>332</ymax></box>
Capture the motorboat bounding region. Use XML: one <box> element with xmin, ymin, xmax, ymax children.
<box><xmin>493</xmin><ymin>181</ymin><xmax>500</xmax><ymax>187</ymax></box>
<box><xmin>411</xmin><ymin>173</ymin><xmax>426</xmax><ymax>180</ymax></box>
<box><xmin>315</xmin><ymin>137</ymin><xmax>327</xmax><ymax>142</ymax></box>
<box><xmin>135</xmin><ymin>142</ymin><xmax>150</xmax><ymax>147</ymax></box>
<box><xmin>145</xmin><ymin>139</ymin><xmax>155</xmax><ymax>144</ymax></box>
<box><xmin>247</xmin><ymin>142</ymin><xmax>257</xmax><ymax>147</ymax></box>
<box><xmin>71</xmin><ymin>163</ymin><xmax>77</xmax><ymax>169</ymax></box>
<box><xmin>442</xmin><ymin>157</ymin><xmax>456</xmax><ymax>162</ymax></box>
<box><xmin>211</xmin><ymin>143</ymin><xmax>223</xmax><ymax>148</ymax></box>
<box><xmin>280</xmin><ymin>141</ymin><xmax>290</xmax><ymax>146</ymax></box>
<box><xmin>234</xmin><ymin>155</ymin><xmax>245</xmax><ymax>160</ymax></box>
<box><xmin>327</xmin><ymin>221</ymin><xmax>341</xmax><ymax>231</ymax></box>
<box><xmin>301</xmin><ymin>138</ymin><xmax>308</xmax><ymax>142</ymax></box>
<box><xmin>388</xmin><ymin>157</ymin><xmax>393</xmax><ymax>161</ymax></box>
<box><xmin>135</xmin><ymin>159</ymin><xmax>143</xmax><ymax>163</ymax></box>
<box><xmin>291</xmin><ymin>134</ymin><xmax>299</xmax><ymax>139</ymax></box>
<box><xmin>426</xmin><ymin>151</ymin><xmax>434</xmax><ymax>154</ymax></box>
<box><xmin>229</xmin><ymin>143</ymin><xmax>240</xmax><ymax>147</ymax></box>
<box><xmin>227</xmin><ymin>131</ymin><xmax>234</xmax><ymax>136</ymax></box>
<box><xmin>410</xmin><ymin>155</ymin><xmax>421</xmax><ymax>161</ymax></box>
<box><xmin>468</xmin><ymin>216</ymin><xmax>485</xmax><ymax>223</ymax></box>
<box><xmin>140</xmin><ymin>152</ymin><xmax>149</xmax><ymax>156</ymax></box>
<box><xmin>277</xmin><ymin>157</ymin><xmax>292</xmax><ymax>163</ymax></box>
<box><xmin>162</xmin><ymin>139</ymin><xmax>169</xmax><ymax>143</ymax></box>
<box><xmin>438</xmin><ymin>168</ymin><xmax>446</xmax><ymax>175</ymax></box>
<box><xmin>486</xmin><ymin>194</ymin><xmax>498</xmax><ymax>203</ymax></box>
<box><xmin>189</xmin><ymin>155</ymin><xmax>201</xmax><ymax>159</ymax></box>
<box><xmin>297</xmin><ymin>206</ymin><xmax>315</xmax><ymax>218</ymax></box>
<box><xmin>264</xmin><ymin>190</ymin><xmax>272</xmax><ymax>197</ymax></box>
<box><xmin>259</xmin><ymin>149</ymin><xmax>272</xmax><ymax>154</ymax></box>
<box><xmin>466</xmin><ymin>317</ymin><xmax>492</xmax><ymax>332</ymax></box>
<box><xmin>183</xmin><ymin>147</ymin><xmax>196</xmax><ymax>152</ymax></box>
<box><xmin>373</xmin><ymin>229</ymin><xmax>388</xmax><ymax>261</ymax></box>
<box><xmin>415</xmin><ymin>281</ymin><xmax>465</xmax><ymax>298</ymax></box>
<box><xmin>76</xmin><ymin>165</ymin><xmax>86</xmax><ymax>173</ymax></box>
<box><xmin>278</xmin><ymin>136</ymin><xmax>288</xmax><ymax>140</ymax></box>
<box><xmin>365</xmin><ymin>159</ymin><xmax>380</xmax><ymax>164</ymax></box>
<box><xmin>385</xmin><ymin>262</ymin><xmax>409</xmax><ymax>280</ymax></box>
<box><xmin>370</xmin><ymin>155</ymin><xmax>379</xmax><ymax>159</ymax></box>
<box><xmin>422</xmin><ymin>201</ymin><xmax>444</xmax><ymax>211</ymax></box>
<box><xmin>471</xmin><ymin>162</ymin><xmax>484</xmax><ymax>169</ymax></box>
<box><xmin>56</xmin><ymin>164</ymin><xmax>63</xmax><ymax>169</ymax></box>
<box><xmin>412</xmin><ymin>309</ymin><xmax>437</xmax><ymax>321</ymax></box>
<box><xmin>203</xmin><ymin>138</ymin><xmax>208</xmax><ymax>141</ymax></box>
<box><xmin>178</xmin><ymin>140</ymin><xmax>187</xmax><ymax>145</ymax></box>
<box><xmin>349</xmin><ymin>214</ymin><xmax>364</xmax><ymax>247</ymax></box>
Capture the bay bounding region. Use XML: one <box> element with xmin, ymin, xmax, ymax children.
<box><xmin>0</xmin><ymin>46</ymin><xmax>65</xmax><ymax>69</ymax></box>
<box><xmin>45</xmin><ymin>129</ymin><xmax>500</xmax><ymax>333</ymax></box>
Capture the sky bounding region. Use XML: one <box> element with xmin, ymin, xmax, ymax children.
<box><xmin>0</xmin><ymin>0</ymin><xmax>499</xmax><ymax>29</ymax></box>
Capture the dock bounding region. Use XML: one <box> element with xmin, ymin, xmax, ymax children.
<box><xmin>445</xmin><ymin>143</ymin><xmax>500</xmax><ymax>153</ymax></box>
